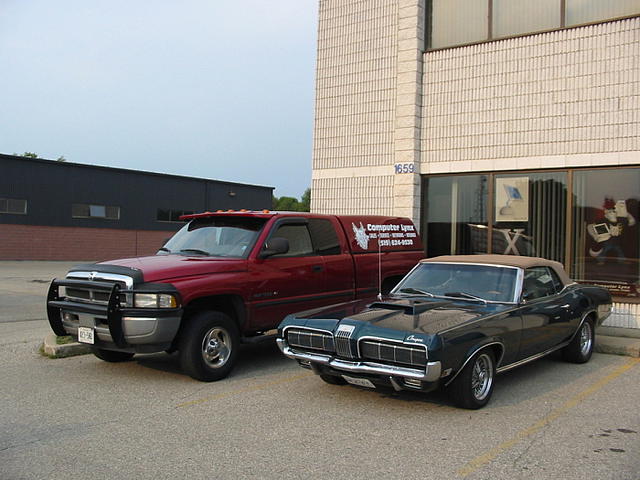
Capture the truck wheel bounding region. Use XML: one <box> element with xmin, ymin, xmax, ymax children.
<box><xmin>179</xmin><ymin>311</ymin><xmax>240</xmax><ymax>382</ymax></box>
<box><xmin>91</xmin><ymin>347</ymin><xmax>134</xmax><ymax>362</ymax></box>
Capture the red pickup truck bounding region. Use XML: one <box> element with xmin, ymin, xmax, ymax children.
<box><xmin>47</xmin><ymin>211</ymin><xmax>423</xmax><ymax>381</ymax></box>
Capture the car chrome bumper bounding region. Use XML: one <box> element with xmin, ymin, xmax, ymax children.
<box><xmin>277</xmin><ymin>338</ymin><xmax>441</xmax><ymax>382</ymax></box>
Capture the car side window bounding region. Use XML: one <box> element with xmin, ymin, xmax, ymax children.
<box><xmin>522</xmin><ymin>267</ymin><xmax>559</xmax><ymax>300</ymax></box>
<box><xmin>308</xmin><ymin>219</ymin><xmax>341</xmax><ymax>255</ymax></box>
<box><xmin>270</xmin><ymin>224</ymin><xmax>314</xmax><ymax>257</ymax></box>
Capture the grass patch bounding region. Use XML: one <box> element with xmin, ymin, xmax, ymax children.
<box><xmin>55</xmin><ymin>335</ymin><xmax>75</xmax><ymax>345</ymax></box>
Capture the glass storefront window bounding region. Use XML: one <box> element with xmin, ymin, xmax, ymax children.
<box><xmin>492</xmin><ymin>172</ymin><xmax>567</xmax><ymax>263</ymax></box>
<box><xmin>423</xmin><ymin>175</ymin><xmax>488</xmax><ymax>257</ymax></box>
<box><xmin>572</xmin><ymin>168</ymin><xmax>640</xmax><ymax>297</ymax></box>
<box><xmin>422</xmin><ymin>168</ymin><xmax>639</xmax><ymax>299</ymax></box>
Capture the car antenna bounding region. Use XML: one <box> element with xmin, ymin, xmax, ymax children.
<box><xmin>377</xmin><ymin>235</ymin><xmax>382</xmax><ymax>300</ymax></box>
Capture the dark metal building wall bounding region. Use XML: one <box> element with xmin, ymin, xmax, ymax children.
<box><xmin>0</xmin><ymin>154</ymin><xmax>274</xmax><ymax>231</ymax></box>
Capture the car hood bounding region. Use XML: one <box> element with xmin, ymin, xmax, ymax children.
<box><xmin>292</xmin><ymin>296</ymin><xmax>514</xmax><ymax>336</ymax></box>
<box><xmin>70</xmin><ymin>254</ymin><xmax>247</xmax><ymax>283</ymax></box>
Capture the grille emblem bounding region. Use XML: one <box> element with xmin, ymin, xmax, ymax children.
<box><xmin>88</xmin><ymin>271</ymin><xmax>98</xmax><ymax>281</ymax></box>
<box><xmin>334</xmin><ymin>324</ymin><xmax>356</xmax><ymax>358</ymax></box>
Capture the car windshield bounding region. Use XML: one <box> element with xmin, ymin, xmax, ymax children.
<box><xmin>158</xmin><ymin>217</ymin><xmax>267</xmax><ymax>258</ymax></box>
<box><xmin>392</xmin><ymin>263</ymin><xmax>518</xmax><ymax>303</ymax></box>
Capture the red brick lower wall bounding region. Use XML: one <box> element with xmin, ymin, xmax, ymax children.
<box><xmin>0</xmin><ymin>224</ymin><xmax>177</xmax><ymax>261</ymax></box>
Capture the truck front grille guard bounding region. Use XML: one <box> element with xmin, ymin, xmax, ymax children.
<box><xmin>47</xmin><ymin>279</ymin><xmax>128</xmax><ymax>348</ymax></box>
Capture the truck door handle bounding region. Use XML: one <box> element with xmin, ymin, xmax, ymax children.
<box><xmin>312</xmin><ymin>265</ymin><xmax>324</xmax><ymax>273</ymax></box>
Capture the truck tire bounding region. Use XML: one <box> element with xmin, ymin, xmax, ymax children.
<box><xmin>91</xmin><ymin>347</ymin><xmax>134</xmax><ymax>362</ymax></box>
<box><xmin>179</xmin><ymin>311</ymin><xmax>240</xmax><ymax>382</ymax></box>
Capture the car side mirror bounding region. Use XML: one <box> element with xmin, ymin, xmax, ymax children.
<box><xmin>260</xmin><ymin>237</ymin><xmax>289</xmax><ymax>258</ymax></box>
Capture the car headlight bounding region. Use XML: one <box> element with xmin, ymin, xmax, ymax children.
<box><xmin>134</xmin><ymin>293</ymin><xmax>178</xmax><ymax>308</ymax></box>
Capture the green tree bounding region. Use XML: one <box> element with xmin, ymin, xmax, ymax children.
<box><xmin>272</xmin><ymin>188</ymin><xmax>311</xmax><ymax>212</ymax></box>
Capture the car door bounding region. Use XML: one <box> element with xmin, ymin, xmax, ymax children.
<box><xmin>247</xmin><ymin>219</ymin><xmax>327</xmax><ymax>330</ymax></box>
<box><xmin>517</xmin><ymin>266</ymin><xmax>580</xmax><ymax>359</ymax></box>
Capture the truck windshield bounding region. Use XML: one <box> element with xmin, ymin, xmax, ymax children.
<box><xmin>159</xmin><ymin>217</ymin><xmax>267</xmax><ymax>258</ymax></box>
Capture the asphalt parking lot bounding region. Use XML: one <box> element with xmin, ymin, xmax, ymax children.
<box><xmin>1</xmin><ymin>262</ymin><xmax>640</xmax><ymax>480</ymax></box>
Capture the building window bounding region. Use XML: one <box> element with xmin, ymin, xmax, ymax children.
<box><xmin>423</xmin><ymin>174</ymin><xmax>488</xmax><ymax>257</ymax></box>
<box><xmin>426</xmin><ymin>0</ymin><xmax>640</xmax><ymax>50</ymax></box>
<box><xmin>72</xmin><ymin>203</ymin><xmax>120</xmax><ymax>220</ymax></box>
<box><xmin>571</xmin><ymin>168</ymin><xmax>639</xmax><ymax>297</ymax></box>
<box><xmin>0</xmin><ymin>197</ymin><xmax>27</xmax><ymax>215</ymax></box>
<box><xmin>422</xmin><ymin>167</ymin><xmax>640</xmax><ymax>299</ymax></box>
<box><xmin>157</xmin><ymin>209</ymin><xmax>195</xmax><ymax>222</ymax></box>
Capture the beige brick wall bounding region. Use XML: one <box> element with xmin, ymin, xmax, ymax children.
<box><xmin>312</xmin><ymin>0</ymin><xmax>400</xmax><ymax>215</ymax></box>
<box><xmin>421</xmin><ymin>17</ymin><xmax>640</xmax><ymax>173</ymax></box>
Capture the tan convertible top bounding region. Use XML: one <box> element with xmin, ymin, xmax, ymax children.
<box><xmin>421</xmin><ymin>255</ymin><xmax>573</xmax><ymax>286</ymax></box>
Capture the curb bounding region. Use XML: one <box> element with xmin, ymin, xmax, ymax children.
<box><xmin>595</xmin><ymin>335</ymin><xmax>640</xmax><ymax>358</ymax></box>
<box><xmin>42</xmin><ymin>333</ymin><xmax>91</xmax><ymax>358</ymax></box>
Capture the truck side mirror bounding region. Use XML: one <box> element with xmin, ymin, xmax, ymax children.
<box><xmin>260</xmin><ymin>237</ymin><xmax>289</xmax><ymax>258</ymax></box>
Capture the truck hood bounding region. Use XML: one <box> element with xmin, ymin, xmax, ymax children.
<box><xmin>293</xmin><ymin>296</ymin><xmax>514</xmax><ymax>336</ymax></box>
<box><xmin>71</xmin><ymin>254</ymin><xmax>247</xmax><ymax>283</ymax></box>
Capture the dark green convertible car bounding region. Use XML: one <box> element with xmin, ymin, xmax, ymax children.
<box><xmin>276</xmin><ymin>255</ymin><xmax>612</xmax><ymax>409</ymax></box>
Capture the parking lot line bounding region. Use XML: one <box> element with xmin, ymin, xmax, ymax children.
<box><xmin>457</xmin><ymin>357</ymin><xmax>640</xmax><ymax>477</ymax></box>
<box><xmin>174</xmin><ymin>371</ymin><xmax>313</xmax><ymax>409</ymax></box>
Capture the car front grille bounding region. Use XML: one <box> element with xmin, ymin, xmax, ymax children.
<box><xmin>286</xmin><ymin>328</ymin><xmax>335</xmax><ymax>353</ymax></box>
<box><xmin>359</xmin><ymin>339</ymin><xmax>427</xmax><ymax>368</ymax></box>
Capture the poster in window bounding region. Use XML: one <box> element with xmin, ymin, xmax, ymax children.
<box><xmin>495</xmin><ymin>177</ymin><xmax>529</xmax><ymax>222</ymax></box>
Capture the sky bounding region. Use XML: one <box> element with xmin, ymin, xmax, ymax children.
<box><xmin>0</xmin><ymin>1</ymin><xmax>318</xmax><ymax>198</ymax></box>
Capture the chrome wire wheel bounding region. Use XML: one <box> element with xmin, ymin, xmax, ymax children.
<box><xmin>471</xmin><ymin>353</ymin><xmax>494</xmax><ymax>401</ymax></box>
<box><xmin>201</xmin><ymin>327</ymin><xmax>232</xmax><ymax>369</ymax></box>
<box><xmin>579</xmin><ymin>322</ymin><xmax>593</xmax><ymax>357</ymax></box>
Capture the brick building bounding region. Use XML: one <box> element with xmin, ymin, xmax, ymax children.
<box><xmin>0</xmin><ymin>154</ymin><xmax>273</xmax><ymax>261</ymax></box>
<box><xmin>311</xmin><ymin>1</ymin><xmax>640</xmax><ymax>327</ymax></box>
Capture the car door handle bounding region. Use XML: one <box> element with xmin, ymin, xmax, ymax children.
<box><xmin>560</xmin><ymin>304</ymin><xmax>570</xmax><ymax>309</ymax></box>
<box><xmin>312</xmin><ymin>265</ymin><xmax>324</xmax><ymax>273</ymax></box>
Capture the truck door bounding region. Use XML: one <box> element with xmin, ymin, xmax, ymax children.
<box><xmin>248</xmin><ymin>219</ymin><xmax>327</xmax><ymax>330</ymax></box>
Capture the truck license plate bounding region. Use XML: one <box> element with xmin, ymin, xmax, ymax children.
<box><xmin>78</xmin><ymin>327</ymin><xmax>95</xmax><ymax>344</ymax></box>
<box><xmin>342</xmin><ymin>375</ymin><xmax>375</xmax><ymax>389</ymax></box>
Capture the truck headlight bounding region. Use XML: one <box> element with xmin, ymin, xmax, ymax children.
<box><xmin>134</xmin><ymin>293</ymin><xmax>178</xmax><ymax>308</ymax></box>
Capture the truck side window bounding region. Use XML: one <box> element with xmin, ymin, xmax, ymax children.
<box><xmin>271</xmin><ymin>224</ymin><xmax>314</xmax><ymax>257</ymax></box>
<box><xmin>308</xmin><ymin>219</ymin><xmax>341</xmax><ymax>255</ymax></box>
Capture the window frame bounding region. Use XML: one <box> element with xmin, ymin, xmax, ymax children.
<box><xmin>425</xmin><ymin>0</ymin><xmax>640</xmax><ymax>51</ymax></box>
<box><xmin>0</xmin><ymin>197</ymin><xmax>27</xmax><ymax>215</ymax></box>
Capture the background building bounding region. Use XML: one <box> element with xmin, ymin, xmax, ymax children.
<box><xmin>0</xmin><ymin>154</ymin><xmax>273</xmax><ymax>260</ymax></box>
<box><xmin>311</xmin><ymin>0</ymin><xmax>640</xmax><ymax>327</ymax></box>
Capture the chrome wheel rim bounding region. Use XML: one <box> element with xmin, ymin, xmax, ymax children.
<box><xmin>579</xmin><ymin>322</ymin><xmax>593</xmax><ymax>357</ymax></box>
<box><xmin>201</xmin><ymin>327</ymin><xmax>232</xmax><ymax>368</ymax></box>
<box><xmin>471</xmin><ymin>353</ymin><xmax>493</xmax><ymax>401</ymax></box>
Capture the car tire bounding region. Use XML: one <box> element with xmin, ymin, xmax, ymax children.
<box><xmin>179</xmin><ymin>311</ymin><xmax>240</xmax><ymax>382</ymax></box>
<box><xmin>447</xmin><ymin>350</ymin><xmax>495</xmax><ymax>409</ymax></box>
<box><xmin>319</xmin><ymin>374</ymin><xmax>347</xmax><ymax>385</ymax></box>
<box><xmin>91</xmin><ymin>347</ymin><xmax>134</xmax><ymax>362</ymax></box>
<box><xmin>562</xmin><ymin>318</ymin><xmax>594</xmax><ymax>364</ymax></box>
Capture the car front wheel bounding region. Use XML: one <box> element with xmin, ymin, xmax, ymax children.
<box><xmin>562</xmin><ymin>318</ymin><xmax>594</xmax><ymax>363</ymax></box>
<box><xmin>448</xmin><ymin>350</ymin><xmax>495</xmax><ymax>409</ymax></box>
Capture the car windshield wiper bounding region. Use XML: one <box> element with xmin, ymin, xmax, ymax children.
<box><xmin>443</xmin><ymin>291</ymin><xmax>487</xmax><ymax>303</ymax></box>
<box><xmin>158</xmin><ymin>247</ymin><xmax>171</xmax><ymax>253</ymax></box>
<box><xmin>179</xmin><ymin>248</ymin><xmax>210</xmax><ymax>256</ymax></box>
<box><xmin>396</xmin><ymin>287</ymin><xmax>434</xmax><ymax>297</ymax></box>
